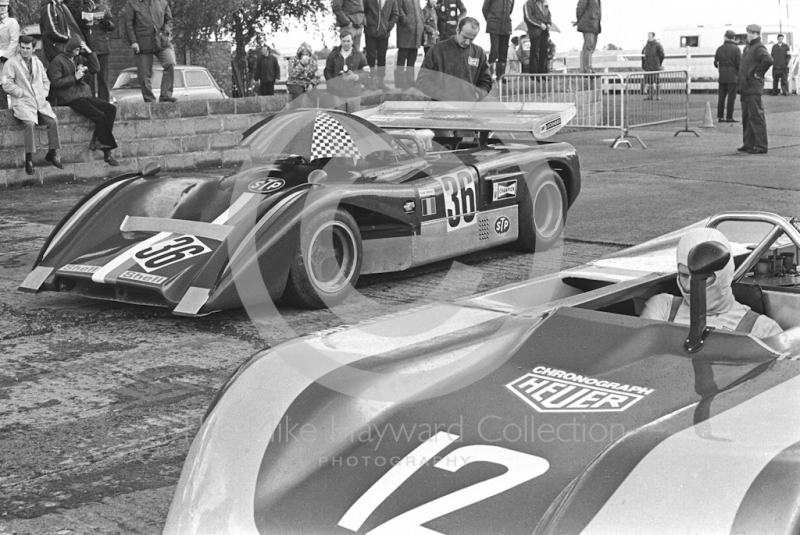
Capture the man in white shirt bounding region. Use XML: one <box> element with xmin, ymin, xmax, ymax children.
<box><xmin>0</xmin><ymin>0</ymin><xmax>20</xmax><ymax>109</ymax></box>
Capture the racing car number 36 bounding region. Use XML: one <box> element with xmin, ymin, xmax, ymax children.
<box><xmin>435</xmin><ymin>170</ymin><xmax>478</xmax><ymax>231</ymax></box>
<box><xmin>133</xmin><ymin>235</ymin><xmax>211</xmax><ymax>273</ymax></box>
<box><xmin>338</xmin><ymin>432</ymin><xmax>549</xmax><ymax>534</ymax></box>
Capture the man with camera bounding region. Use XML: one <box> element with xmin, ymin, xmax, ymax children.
<box><xmin>122</xmin><ymin>0</ymin><xmax>176</xmax><ymax>102</ymax></box>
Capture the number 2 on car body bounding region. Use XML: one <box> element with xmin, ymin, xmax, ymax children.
<box><xmin>338</xmin><ymin>432</ymin><xmax>549</xmax><ymax>534</ymax></box>
<box><xmin>434</xmin><ymin>169</ymin><xmax>478</xmax><ymax>231</ymax></box>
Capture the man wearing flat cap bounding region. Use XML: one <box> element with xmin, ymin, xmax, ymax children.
<box><xmin>737</xmin><ymin>24</ymin><xmax>772</xmax><ymax>154</ymax></box>
<box><xmin>771</xmin><ymin>33</ymin><xmax>790</xmax><ymax>96</ymax></box>
<box><xmin>714</xmin><ymin>29</ymin><xmax>741</xmax><ymax>122</ymax></box>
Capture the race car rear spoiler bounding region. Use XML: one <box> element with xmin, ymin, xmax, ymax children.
<box><xmin>356</xmin><ymin>101</ymin><xmax>576</xmax><ymax>139</ymax></box>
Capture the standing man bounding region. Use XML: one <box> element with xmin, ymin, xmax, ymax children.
<box><xmin>641</xmin><ymin>32</ymin><xmax>664</xmax><ymax>99</ymax></box>
<box><xmin>2</xmin><ymin>36</ymin><xmax>63</xmax><ymax>175</ymax></box>
<box><xmin>482</xmin><ymin>0</ymin><xmax>514</xmax><ymax>81</ymax></box>
<box><xmin>574</xmin><ymin>0</ymin><xmax>600</xmax><ymax>73</ymax></box>
<box><xmin>523</xmin><ymin>0</ymin><xmax>551</xmax><ymax>74</ymax></box>
<box><xmin>364</xmin><ymin>0</ymin><xmax>398</xmax><ymax>92</ymax></box>
<box><xmin>416</xmin><ymin>17</ymin><xmax>492</xmax><ymax>101</ymax></box>
<box><xmin>0</xmin><ymin>0</ymin><xmax>20</xmax><ymax>110</ymax></box>
<box><xmin>395</xmin><ymin>0</ymin><xmax>423</xmax><ymax>90</ymax></box>
<box><xmin>123</xmin><ymin>0</ymin><xmax>177</xmax><ymax>103</ymax></box>
<box><xmin>48</xmin><ymin>34</ymin><xmax>119</xmax><ymax>165</ymax></box>
<box><xmin>254</xmin><ymin>45</ymin><xmax>280</xmax><ymax>96</ymax></box>
<box><xmin>437</xmin><ymin>0</ymin><xmax>467</xmax><ymax>42</ymax></box>
<box><xmin>714</xmin><ymin>29</ymin><xmax>741</xmax><ymax>122</ymax></box>
<box><xmin>41</xmin><ymin>0</ymin><xmax>85</xmax><ymax>63</ymax></box>
<box><xmin>771</xmin><ymin>33</ymin><xmax>791</xmax><ymax>96</ymax></box>
<box><xmin>738</xmin><ymin>24</ymin><xmax>773</xmax><ymax>154</ymax></box>
<box><xmin>324</xmin><ymin>29</ymin><xmax>369</xmax><ymax>113</ymax></box>
<box><xmin>332</xmin><ymin>0</ymin><xmax>366</xmax><ymax>52</ymax></box>
<box><xmin>88</xmin><ymin>1</ymin><xmax>115</xmax><ymax>101</ymax></box>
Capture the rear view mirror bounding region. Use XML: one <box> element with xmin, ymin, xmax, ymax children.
<box><xmin>684</xmin><ymin>241</ymin><xmax>730</xmax><ymax>353</ymax></box>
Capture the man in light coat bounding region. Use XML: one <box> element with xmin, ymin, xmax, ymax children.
<box><xmin>738</xmin><ymin>24</ymin><xmax>773</xmax><ymax>154</ymax></box>
<box><xmin>482</xmin><ymin>0</ymin><xmax>514</xmax><ymax>81</ymax></box>
<box><xmin>123</xmin><ymin>0</ymin><xmax>176</xmax><ymax>102</ymax></box>
<box><xmin>364</xmin><ymin>0</ymin><xmax>398</xmax><ymax>91</ymax></box>
<box><xmin>0</xmin><ymin>0</ymin><xmax>20</xmax><ymax>109</ymax></box>
<box><xmin>574</xmin><ymin>0</ymin><xmax>600</xmax><ymax>73</ymax></box>
<box><xmin>2</xmin><ymin>36</ymin><xmax>63</xmax><ymax>175</ymax></box>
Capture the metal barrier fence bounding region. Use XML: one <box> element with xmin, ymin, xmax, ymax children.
<box><xmin>499</xmin><ymin>71</ymin><xmax>697</xmax><ymax>148</ymax></box>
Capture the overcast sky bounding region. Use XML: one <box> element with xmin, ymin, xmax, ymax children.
<box><xmin>274</xmin><ymin>0</ymin><xmax>795</xmax><ymax>54</ymax></box>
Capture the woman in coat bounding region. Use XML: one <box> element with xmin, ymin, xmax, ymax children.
<box><xmin>1</xmin><ymin>35</ymin><xmax>63</xmax><ymax>174</ymax></box>
<box><xmin>395</xmin><ymin>0</ymin><xmax>423</xmax><ymax>89</ymax></box>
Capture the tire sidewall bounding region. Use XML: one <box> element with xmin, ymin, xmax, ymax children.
<box><xmin>516</xmin><ymin>167</ymin><xmax>567</xmax><ymax>253</ymax></box>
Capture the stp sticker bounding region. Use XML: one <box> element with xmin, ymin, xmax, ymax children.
<box><xmin>494</xmin><ymin>216</ymin><xmax>510</xmax><ymax>235</ymax></box>
<box><xmin>248</xmin><ymin>178</ymin><xmax>286</xmax><ymax>194</ymax></box>
<box><xmin>506</xmin><ymin>366</ymin><xmax>654</xmax><ymax>413</ymax></box>
<box><xmin>132</xmin><ymin>235</ymin><xmax>211</xmax><ymax>273</ymax></box>
<box><xmin>492</xmin><ymin>179</ymin><xmax>517</xmax><ymax>201</ymax></box>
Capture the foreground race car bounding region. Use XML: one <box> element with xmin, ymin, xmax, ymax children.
<box><xmin>165</xmin><ymin>211</ymin><xmax>800</xmax><ymax>534</ymax></box>
<box><xmin>19</xmin><ymin>102</ymin><xmax>580</xmax><ymax>313</ymax></box>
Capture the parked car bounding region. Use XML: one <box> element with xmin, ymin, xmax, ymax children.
<box><xmin>111</xmin><ymin>65</ymin><xmax>227</xmax><ymax>103</ymax></box>
<box><xmin>162</xmin><ymin>210</ymin><xmax>800</xmax><ymax>534</ymax></box>
<box><xmin>18</xmin><ymin>102</ymin><xmax>580</xmax><ymax>314</ymax></box>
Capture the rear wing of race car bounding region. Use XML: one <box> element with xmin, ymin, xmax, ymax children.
<box><xmin>356</xmin><ymin>101</ymin><xmax>576</xmax><ymax>139</ymax></box>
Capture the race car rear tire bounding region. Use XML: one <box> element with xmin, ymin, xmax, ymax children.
<box><xmin>282</xmin><ymin>208</ymin><xmax>363</xmax><ymax>309</ymax></box>
<box><xmin>515</xmin><ymin>168</ymin><xmax>567</xmax><ymax>253</ymax></box>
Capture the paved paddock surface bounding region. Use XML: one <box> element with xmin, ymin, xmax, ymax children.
<box><xmin>0</xmin><ymin>93</ymin><xmax>798</xmax><ymax>535</ymax></box>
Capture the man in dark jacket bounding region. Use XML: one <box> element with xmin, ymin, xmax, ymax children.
<box><xmin>254</xmin><ymin>45</ymin><xmax>280</xmax><ymax>96</ymax></box>
<box><xmin>523</xmin><ymin>0</ymin><xmax>551</xmax><ymax>74</ymax></box>
<box><xmin>771</xmin><ymin>33</ymin><xmax>791</xmax><ymax>96</ymax></box>
<box><xmin>47</xmin><ymin>34</ymin><xmax>119</xmax><ymax>165</ymax></box>
<box><xmin>324</xmin><ymin>29</ymin><xmax>369</xmax><ymax>112</ymax></box>
<box><xmin>332</xmin><ymin>0</ymin><xmax>366</xmax><ymax>52</ymax></box>
<box><xmin>738</xmin><ymin>24</ymin><xmax>773</xmax><ymax>154</ymax></box>
<box><xmin>364</xmin><ymin>0</ymin><xmax>398</xmax><ymax>91</ymax></box>
<box><xmin>714</xmin><ymin>29</ymin><xmax>741</xmax><ymax>122</ymax></box>
<box><xmin>66</xmin><ymin>0</ymin><xmax>115</xmax><ymax>101</ymax></box>
<box><xmin>482</xmin><ymin>0</ymin><xmax>513</xmax><ymax>81</ymax></box>
<box><xmin>416</xmin><ymin>17</ymin><xmax>492</xmax><ymax>101</ymax></box>
<box><xmin>574</xmin><ymin>0</ymin><xmax>600</xmax><ymax>73</ymax></box>
<box><xmin>437</xmin><ymin>0</ymin><xmax>467</xmax><ymax>42</ymax></box>
<box><xmin>122</xmin><ymin>0</ymin><xmax>176</xmax><ymax>102</ymax></box>
<box><xmin>41</xmin><ymin>0</ymin><xmax>85</xmax><ymax>63</ymax></box>
<box><xmin>396</xmin><ymin>0</ymin><xmax>423</xmax><ymax>90</ymax></box>
<box><xmin>641</xmin><ymin>32</ymin><xmax>664</xmax><ymax>99</ymax></box>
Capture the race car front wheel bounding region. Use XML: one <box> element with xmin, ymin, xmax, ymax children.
<box><xmin>515</xmin><ymin>168</ymin><xmax>567</xmax><ymax>253</ymax></box>
<box><xmin>283</xmin><ymin>208</ymin><xmax>363</xmax><ymax>309</ymax></box>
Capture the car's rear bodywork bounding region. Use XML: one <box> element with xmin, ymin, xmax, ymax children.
<box><xmin>163</xmin><ymin>211</ymin><xmax>800</xmax><ymax>534</ymax></box>
<box><xmin>20</xmin><ymin>106</ymin><xmax>581</xmax><ymax>315</ymax></box>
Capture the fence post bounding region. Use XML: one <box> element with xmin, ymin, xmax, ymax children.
<box><xmin>675</xmin><ymin>70</ymin><xmax>699</xmax><ymax>138</ymax></box>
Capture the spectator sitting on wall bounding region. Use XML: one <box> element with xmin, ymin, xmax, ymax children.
<box><xmin>2</xmin><ymin>36</ymin><xmax>64</xmax><ymax>175</ymax></box>
<box><xmin>286</xmin><ymin>42</ymin><xmax>319</xmax><ymax>102</ymax></box>
<box><xmin>47</xmin><ymin>34</ymin><xmax>119</xmax><ymax>165</ymax></box>
<box><xmin>324</xmin><ymin>29</ymin><xmax>368</xmax><ymax>113</ymax></box>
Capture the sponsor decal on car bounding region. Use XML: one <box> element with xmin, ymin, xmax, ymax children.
<box><xmin>421</xmin><ymin>197</ymin><xmax>436</xmax><ymax>216</ymax></box>
<box><xmin>61</xmin><ymin>264</ymin><xmax>100</xmax><ymax>274</ymax></box>
<box><xmin>507</xmin><ymin>366</ymin><xmax>654</xmax><ymax>413</ymax></box>
<box><xmin>132</xmin><ymin>235</ymin><xmax>212</xmax><ymax>273</ymax></box>
<box><xmin>434</xmin><ymin>169</ymin><xmax>478</xmax><ymax>232</ymax></box>
<box><xmin>495</xmin><ymin>216</ymin><xmax>510</xmax><ymax>235</ymax></box>
<box><xmin>248</xmin><ymin>178</ymin><xmax>286</xmax><ymax>194</ymax></box>
<box><xmin>492</xmin><ymin>179</ymin><xmax>517</xmax><ymax>201</ymax></box>
<box><xmin>541</xmin><ymin>118</ymin><xmax>562</xmax><ymax>134</ymax></box>
<box><xmin>403</xmin><ymin>201</ymin><xmax>416</xmax><ymax>214</ymax></box>
<box><xmin>119</xmin><ymin>271</ymin><xmax>168</xmax><ymax>285</ymax></box>
<box><xmin>418</xmin><ymin>187</ymin><xmax>435</xmax><ymax>198</ymax></box>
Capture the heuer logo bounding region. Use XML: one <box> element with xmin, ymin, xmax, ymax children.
<box><xmin>506</xmin><ymin>366</ymin><xmax>654</xmax><ymax>413</ymax></box>
<box><xmin>248</xmin><ymin>178</ymin><xmax>285</xmax><ymax>194</ymax></box>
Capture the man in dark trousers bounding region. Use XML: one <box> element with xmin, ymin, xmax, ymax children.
<box><xmin>47</xmin><ymin>34</ymin><xmax>119</xmax><ymax>165</ymax></box>
<box><xmin>332</xmin><ymin>0</ymin><xmax>366</xmax><ymax>51</ymax></box>
<box><xmin>641</xmin><ymin>32</ymin><xmax>664</xmax><ymax>99</ymax></box>
<box><xmin>254</xmin><ymin>45</ymin><xmax>280</xmax><ymax>96</ymax></box>
<box><xmin>482</xmin><ymin>0</ymin><xmax>514</xmax><ymax>81</ymax></box>
<box><xmin>738</xmin><ymin>24</ymin><xmax>773</xmax><ymax>154</ymax></box>
<box><xmin>771</xmin><ymin>33</ymin><xmax>791</xmax><ymax>96</ymax></box>
<box><xmin>364</xmin><ymin>0</ymin><xmax>398</xmax><ymax>91</ymax></box>
<box><xmin>714</xmin><ymin>29</ymin><xmax>741</xmax><ymax>122</ymax></box>
<box><xmin>523</xmin><ymin>0</ymin><xmax>551</xmax><ymax>74</ymax></box>
<box><xmin>574</xmin><ymin>0</ymin><xmax>600</xmax><ymax>73</ymax></box>
<box><xmin>416</xmin><ymin>16</ymin><xmax>492</xmax><ymax>101</ymax></box>
<box><xmin>122</xmin><ymin>0</ymin><xmax>176</xmax><ymax>102</ymax></box>
<box><xmin>67</xmin><ymin>0</ymin><xmax>115</xmax><ymax>101</ymax></box>
<box><xmin>437</xmin><ymin>0</ymin><xmax>467</xmax><ymax>42</ymax></box>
